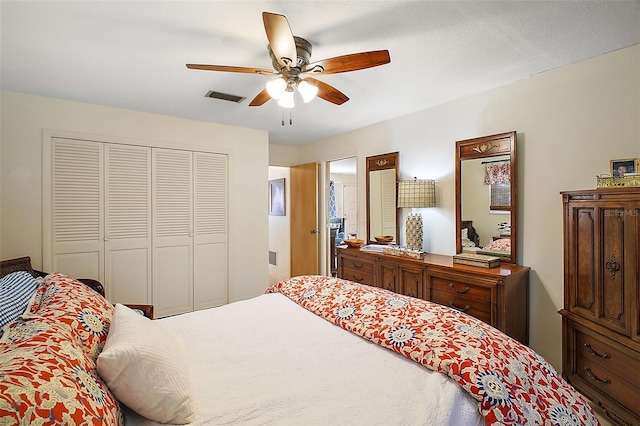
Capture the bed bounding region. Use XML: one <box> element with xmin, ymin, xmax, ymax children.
<box><xmin>0</xmin><ymin>257</ymin><xmax>599</xmax><ymax>425</ymax></box>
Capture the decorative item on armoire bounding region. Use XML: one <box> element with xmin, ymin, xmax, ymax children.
<box><xmin>397</xmin><ymin>178</ymin><xmax>435</xmax><ymax>251</ymax></box>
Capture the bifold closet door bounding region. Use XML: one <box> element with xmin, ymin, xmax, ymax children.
<box><xmin>153</xmin><ymin>148</ymin><xmax>194</xmax><ymax>318</ymax></box>
<box><xmin>104</xmin><ymin>144</ymin><xmax>152</xmax><ymax>304</ymax></box>
<box><xmin>193</xmin><ymin>152</ymin><xmax>228</xmax><ymax>310</ymax></box>
<box><xmin>48</xmin><ymin>138</ymin><xmax>104</xmax><ymax>281</ymax></box>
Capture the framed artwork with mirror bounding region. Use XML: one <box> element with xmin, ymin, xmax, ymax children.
<box><xmin>455</xmin><ymin>131</ymin><xmax>517</xmax><ymax>264</ymax></box>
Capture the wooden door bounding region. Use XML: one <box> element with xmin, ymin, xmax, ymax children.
<box><xmin>290</xmin><ymin>162</ymin><xmax>319</xmax><ymax>276</ymax></box>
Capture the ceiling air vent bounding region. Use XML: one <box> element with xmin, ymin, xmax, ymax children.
<box><xmin>205</xmin><ymin>90</ymin><xmax>245</xmax><ymax>103</ymax></box>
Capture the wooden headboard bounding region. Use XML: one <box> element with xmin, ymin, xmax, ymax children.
<box><xmin>0</xmin><ymin>256</ymin><xmax>105</xmax><ymax>297</ymax></box>
<box><xmin>0</xmin><ymin>256</ymin><xmax>41</xmax><ymax>279</ymax></box>
<box><xmin>461</xmin><ymin>220</ymin><xmax>481</xmax><ymax>247</ymax></box>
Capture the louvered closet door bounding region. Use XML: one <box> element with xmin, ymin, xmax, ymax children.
<box><xmin>105</xmin><ymin>144</ymin><xmax>152</xmax><ymax>304</ymax></box>
<box><xmin>51</xmin><ymin>138</ymin><xmax>104</xmax><ymax>280</ymax></box>
<box><xmin>153</xmin><ymin>149</ymin><xmax>193</xmax><ymax>318</ymax></box>
<box><xmin>193</xmin><ymin>152</ymin><xmax>228</xmax><ymax>310</ymax></box>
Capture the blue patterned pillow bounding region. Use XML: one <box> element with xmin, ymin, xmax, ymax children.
<box><xmin>0</xmin><ymin>271</ymin><xmax>39</xmax><ymax>337</ymax></box>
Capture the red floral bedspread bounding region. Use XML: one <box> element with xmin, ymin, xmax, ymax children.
<box><xmin>267</xmin><ymin>276</ymin><xmax>599</xmax><ymax>426</ymax></box>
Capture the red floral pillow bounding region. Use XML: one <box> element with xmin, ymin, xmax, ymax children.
<box><xmin>0</xmin><ymin>318</ymin><xmax>123</xmax><ymax>425</ymax></box>
<box><xmin>26</xmin><ymin>273</ymin><xmax>114</xmax><ymax>361</ymax></box>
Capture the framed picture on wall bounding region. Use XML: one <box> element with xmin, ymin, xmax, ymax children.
<box><xmin>610</xmin><ymin>158</ymin><xmax>639</xmax><ymax>177</ymax></box>
<box><xmin>269</xmin><ymin>178</ymin><xmax>285</xmax><ymax>216</ymax></box>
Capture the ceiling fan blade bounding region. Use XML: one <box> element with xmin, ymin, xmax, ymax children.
<box><xmin>186</xmin><ymin>64</ymin><xmax>277</xmax><ymax>75</ymax></box>
<box><xmin>304</xmin><ymin>77</ymin><xmax>349</xmax><ymax>105</ymax></box>
<box><xmin>249</xmin><ymin>88</ymin><xmax>271</xmax><ymax>106</ymax></box>
<box><xmin>303</xmin><ymin>50</ymin><xmax>390</xmax><ymax>75</ymax></box>
<box><xmin>262</xmin><ymin>12</ymin><xmax>297</xmax><ymax>68</ymax></box>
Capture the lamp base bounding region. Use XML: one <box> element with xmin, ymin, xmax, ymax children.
<box><xmin>405</xmin><ymin>213</ymin><xmax>423</xmax><ymax>251</ymax></box>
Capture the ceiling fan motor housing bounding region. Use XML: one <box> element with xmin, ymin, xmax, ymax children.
<box><xmin>270</xmin><ymin>36</ymin><xmax>312</xmax><ymax>72</ymax></box>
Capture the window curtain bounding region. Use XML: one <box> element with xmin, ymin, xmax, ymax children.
<box><xmin>329</xmin><ymin>180</ymin><xmax>336</xmax><ymax>218</ymax></box>
<box><xmin>484</xmin><ymin>162</ymin><xmax>510</xmax><ymax>185</ymax></box>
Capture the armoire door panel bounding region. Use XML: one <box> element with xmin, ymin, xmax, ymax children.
<box><xmin>600</xmin><ymin>207</ymin><xmax>628</xmax><ymax>334</ymax></box>
<box><xmin>573</xmin><ymin>207</ymin><xmax>596</xmax><ymax>317</ymax></box>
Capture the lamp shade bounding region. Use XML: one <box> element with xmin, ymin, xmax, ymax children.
<box><xmin>297</xmin><ymin>79</ymin><xmax>318</xmax><ymax>103</ymax></box>
<box><xmin>277</xmin><ymin>89</ymin><xmax>295</xmax><ymax>108</ymax></box>
<box><xmin>397</xmin><ymin>179</ymin><xmax>436</xmax><ymax>208</ymax></box>
<box><xmin>266</xmin><ymin>78</ymin><xmax>287</xmax><ymax>100</ymax></box>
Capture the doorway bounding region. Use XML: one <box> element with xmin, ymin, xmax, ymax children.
<box><xmin>328</xmin><ymin>157</ymin><xmax>357</xmax><ymax>276</ymax></box>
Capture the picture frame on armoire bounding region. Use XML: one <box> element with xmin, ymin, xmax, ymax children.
<box><xmin>269</xmin><ymin>178</ymin><xmax>285</xmax><ymax>216</ymax></box>
<box><xmin>610</xmin><ymin>158</ymin><xmax>638</xmax><ymax>177</ymax></box>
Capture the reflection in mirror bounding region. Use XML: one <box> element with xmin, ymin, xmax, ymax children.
<box><xmin>366</xmin><ymin>152</ymin><xmax>399</xmax><ymax>245</ymax></box>
<box><xmin>369</xmin><ymin>169</ymin><xmax>396</xmax><ymax>240</ymax></box>
<box><xmin>456</xmin><ymin>132</ymin><xmax>517</xmax><ymax>264</ymax></box>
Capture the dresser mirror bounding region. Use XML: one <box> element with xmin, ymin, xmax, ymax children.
<box><xmin>455</xmin><ymin>132</ymin><xmax>517</xmax><ymax>264</ymax></box>
<box><xmin>366</xmin><ymin>152</ymin><xmax>399</xmax><ymax>245</ymax></box>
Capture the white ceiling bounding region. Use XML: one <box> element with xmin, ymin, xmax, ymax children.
<box><xmin>2</xmin><ymin>1</ymin><xmax>638</xmax><ymax>146</ymax></box>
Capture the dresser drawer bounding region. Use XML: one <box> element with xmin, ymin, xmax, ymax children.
<box><xmin>431</xmin><ymin>276</ymin><xmax>492</xmax><ymax>302</ymax></box>
<box><xmin>341</xmin><ymin>256</ymin><xmax>375</xmax><ymax>274</ymax></box>
<box><xmin>431</xmin><ymin>289</ymin><xmax>491</xmax><ymax>323</ymax></box>
<box><xmin>341</xmin><ymin>267</ymin><xmax>376</xmax><ymax>287</ymax></box>
<box><xmin>575</xmin><ymin>329</ymin><xmax>640</xmax><ymax>388</ymax></box>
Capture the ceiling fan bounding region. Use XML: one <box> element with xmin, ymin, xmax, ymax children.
<box><xmin>186</xmin><ymin>12</ymin><xmax>391</xmax><ymax>108</ymax></box>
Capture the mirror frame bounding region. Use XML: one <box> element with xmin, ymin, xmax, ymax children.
<box><xmin>455</xmin><ymin>131</ymin><xmax>517</xmax><ymax>264</ymax></box>
<box><xmin>366</xmin><ymin>152</ymin><xmax>399</xmax><ymax>245</ymax></box>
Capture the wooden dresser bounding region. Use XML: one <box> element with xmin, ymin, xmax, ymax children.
<box><xmin>338</xmin><ymin>247</ymin><xmax>530</xmax><ymax>344</ymax></box>
<box><xmin>560</xmin><ymin>188</ymin><xmax>640</xmax><ymax>426</ymax></box>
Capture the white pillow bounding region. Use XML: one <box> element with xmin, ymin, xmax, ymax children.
<box><xmin>97</xmin><ymin>304</ymin><xmax>195</xmax><ymax>424</ymax></box>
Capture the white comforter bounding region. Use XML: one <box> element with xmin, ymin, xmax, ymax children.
<box><xmin>124</xmin><ymin>293</ymin><xmax>483</xmax><ymax>426</ymax></box>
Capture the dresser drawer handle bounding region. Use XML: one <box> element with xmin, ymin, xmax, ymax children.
<box><xmin>449</xmin><ymin>283</ymin><xmax>470</xmax><ymax>294</ymax></box>
<box><xmin>584</xmin><ymin>343</ymin><xmax>610</xmax><ymax>359</ymax></box>
<box><xmin>352</xmin><ymin>262</ymin><xmax>364</xmax><ymax>269</ymax></box>
<box><xmin>584</xmin><ymin>366</ymin><xmax>611</xmax><ymax>385</ymax></box>
<box><xmin>350</xmin><ymin>276</ymin><xmax>364</xmax><ymax>283</ymax></box>
<box><xmin>449</xmin><ymin>302</ymin><xmax>470</xmax><ymax>313</ymax></box>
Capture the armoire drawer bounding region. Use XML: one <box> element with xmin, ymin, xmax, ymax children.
<box><xmin>430</xmin><ymin>276</ymin><xmax>492</xmax><ymax>302</ymax></box>
<box><xmin>341</xmin><ymin>267</ymin><xmax>375</xmax><ymax>287</ymax></box>
<box><xmin>431</xmin><ymin>289</ymin><xmax>491</xmax><ymax>323</ymax></box>
<box><xmin>575</xmin><ymin>329</ymin><xmax>640</xmax><ymax>389</ymax></box>
<box><xmin>575</xmin><ymin>354</ymin><xmax>640</xmax><ymax>418</ymax></box>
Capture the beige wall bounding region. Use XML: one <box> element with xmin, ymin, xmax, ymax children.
<box><xmin>268</xmin><ymin>166</ymin><xmax>291</xmax><ymax>285</ymax></box>
<box><xmin>1</xmin><ymin>91</ymin><xmax>270</xmax><ymax>302</ymax></box>
<box><xmin>272</xmin><ymin>45</ymin><xmax>640</xmax><ymax>369</ymax></box>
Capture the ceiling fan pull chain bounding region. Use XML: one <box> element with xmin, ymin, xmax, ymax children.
<box><xmin>281</xmin><ymin>110</ymin><xmax>285</xmax><ymax>126</ymax></box>
<box><xmin>290</xmin><ymin>111</ymin><xmax>293</xmax><ymax>126</ymax></box>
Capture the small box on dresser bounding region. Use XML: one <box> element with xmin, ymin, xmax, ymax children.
<box><xmin>560</xmin><ymin>187</ymin><xmax>640</xmax><ymax>426</ymax></box>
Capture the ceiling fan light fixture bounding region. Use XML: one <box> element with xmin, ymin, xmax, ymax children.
<box><xmin>277</xmin><ymin>89</ymin><xmax>295</xmax><ymax>108</ymax></box>
<box><xmin>297</xmin><ymin>79</ymin><xmax>318</xmax><ymax>103</ymax></box>
<box><xmin>266</xmin><ymin>77</ymin><xmax>287</xmax><ymax>100</ymax></box>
